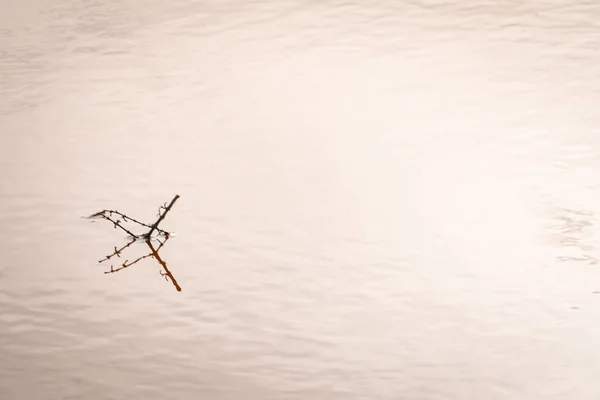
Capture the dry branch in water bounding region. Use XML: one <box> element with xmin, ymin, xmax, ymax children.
<box><xmin>85</xmin><ymin>195</ymin><xmax>182</xmax><ymax>291</ymax></box>
<box><xmin>87</xmin><ymin>194</ymin><xmax>179</xmax><ymax>239</ymax></box>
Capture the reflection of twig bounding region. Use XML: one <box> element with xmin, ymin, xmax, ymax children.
<box><xmin>99</xmin><ymin>237</ymin><xmax>137</xmax><ymax>263</ymax></box>
<box><xmin>147</xmin><ymin>239</ymin><xmax>181</xmax><ymax>292</ymax></box>
<box><xmin>101</xmin><ymin>237</ymin><xmax>181</xmax><ymax>291</ymax></box>
<box><xmin>103</xmin><ymin>237</ymin><xmax>169</xmax><ymax>274</ymax></box>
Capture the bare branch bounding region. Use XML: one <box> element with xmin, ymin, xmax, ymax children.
<box><xmin>102</xmin><ymin>214</ymin><xmax>137</xmax><ymax>237</ymax></box>
<box><xmin>87</xmin><ymin>195</ymin><xmax>181</xmax><ymax>291</ymax></box>
<box><xmin>146</xmin><ymin>195</ymin><xmax>180</xmax><ymax>238</ymax></box>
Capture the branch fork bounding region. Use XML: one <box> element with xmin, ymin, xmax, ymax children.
<box><xmin>85</xmin><ymin>195</ymin><xmax>182</xmax><ymax>291</ymax></box>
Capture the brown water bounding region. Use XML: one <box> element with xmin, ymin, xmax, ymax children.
<box><xmin>2</xmin><ymin>1</ymin><xmax>600</xmax><ymax>399</ymax></box>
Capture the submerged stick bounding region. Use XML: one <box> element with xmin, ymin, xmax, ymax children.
<box><xmin>146</xmin><ymin>239</ymin><xmax>181</xmax><ymax>292</ymax></box>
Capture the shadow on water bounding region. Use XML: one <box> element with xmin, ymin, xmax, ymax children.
<box><xmin>84</xmin><ymin>195</ymin><xmax>182</xmax><ymax>292</ymax></box>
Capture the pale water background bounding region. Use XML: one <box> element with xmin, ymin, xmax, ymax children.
<box><xmin>2</xmin><ymin>0</ymin><xmax>600</xmax><ymax>399</ymax></box>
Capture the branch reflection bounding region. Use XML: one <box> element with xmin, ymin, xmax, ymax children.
<box><xmin>100</xmin><ymin>235</ymin><xmax>182</xmax><ymax>292</ymax></box>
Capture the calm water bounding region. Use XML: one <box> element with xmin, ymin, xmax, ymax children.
<box><xmin>2</xmin><ymin>1</ymin><xmax>600</xmax><ymax>399</ymax></box>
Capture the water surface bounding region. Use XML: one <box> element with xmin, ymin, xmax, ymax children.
<box><xmin>2</xmin><ymin>1</ymin><xmax>600</xmax><ymax>399</ymax></box>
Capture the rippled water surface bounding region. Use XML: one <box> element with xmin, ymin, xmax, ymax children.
<box><xmin>2</xmin><ymin>1</ymin><xmax>600</xmax><ymax>399</ymax></box>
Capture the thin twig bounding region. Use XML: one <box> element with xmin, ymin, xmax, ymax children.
<box><xmin>100</xmin><ymin>214</ymin><xmax>138</xmax><ymax>238</ymax></box>
<box><xmin>86</xmin><ymin>208</ymin><xmax>171</xmax><ymax>237</ymax></box>
<box><xmin>146</xmin><ymin>195</ymin><xmax>180</xmax><ymax>238</ymax></box>
<box><xmin>106</xmin><ymin>210</ymin><xmax>152</xmax><ymax>229</ymax></box>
